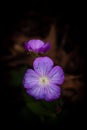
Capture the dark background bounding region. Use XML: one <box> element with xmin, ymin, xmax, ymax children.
<box><xmin>0</xmin><ymin>2</ymin><xmax>86</xmax><ymax>129</ymax></box>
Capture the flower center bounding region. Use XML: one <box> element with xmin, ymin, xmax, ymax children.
<box><xmin>39</xmin><ymin>76</ymin><xmax>49</xmax><ymax>86</ymax></box>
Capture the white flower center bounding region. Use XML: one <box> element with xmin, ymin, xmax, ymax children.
<box><xmin>39</xmin><ymin>76</ymin><xmax>49</xmax><ymax>86</ymax></box>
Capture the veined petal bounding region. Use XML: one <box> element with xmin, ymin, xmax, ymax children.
<box><xmin>48</xmin><ymin>66</ymin><xmax>64</xmax><ymax>85</ymax></box>
<box><xmin>45</xmin><ymin>84</ymin><xmax>61</xmax><ymax>101</ymax></box>
<box><xmin>27</xmin><ymin>85</ymin><xmax>46</xmax><ymax>99</ymax></box>
<box><xmin>27</xmin><ymin>83</ymin><xmax>61</xmax><ymax>101</ymax></box>
<box><xmin>23</xmin><ymin>69</ymin><xmax>39</xmax><ymax>89</ymax></box>
<box><xmin>33</xmin><ymin>57</ymin><xmax>54</xmax><ymax>76</ymax></box>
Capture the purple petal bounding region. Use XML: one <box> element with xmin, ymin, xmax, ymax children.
<box><xmin>27</xmin><ymin>85</ymin><xmax>46</xmax><ymax>99</ymax></box>
<box><xmin>28</xmin><ymin>40</ymin><xmax>44</xmax><ymax>50</ymax></box>
<box><xmin>27</xmin><ymin>83</ymin><xmax>61</xmax><ymax>101</ymax></box>
<box><xmin>38</xmin><ymin>42</ymin><xmax>51</xmax><ymax>53</ymax></box>
<box><xmin>45</xmin><ymin>84</ymin><xmax>61</xmax><ymax>101</ymax></box>
<box><xmin>23</xmin><ymin>69</ymin><xmax>39</xmax><ymax>89</ymax></box>
<box><xmin>48</xmin><ymin>66</ymin><xmax>64</xmax><ymax>85</ymax></box>
<box><xmin>24</xmin><ymin>42</ymin><xmax>32</xmax><ymax>51</ymax></box>
<box><xmin>33</xmin><ymin>57</ymin><xmax>54</xmax><ymax>76</ymax></box>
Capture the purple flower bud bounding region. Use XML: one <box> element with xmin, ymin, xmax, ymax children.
<box><xmin>24</xmin><ymin>39</ymin><xmax>51</xmax><ymax>54</ymax></box>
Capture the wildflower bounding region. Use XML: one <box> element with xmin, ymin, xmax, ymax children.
<box><xmin>23</xmin><ymin>57</ymin><xmax>64</xmax><ymax>101</ymax></box>
<box><xmin>24</xmin><ymin>39</ymin><xmax>51</xmax><ymax>54</ymax></box>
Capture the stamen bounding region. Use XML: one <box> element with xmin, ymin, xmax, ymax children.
<box><xmin>39</xmin><ymin>76</ymin><xmax>49</xmax><ymax>85</ymax></box>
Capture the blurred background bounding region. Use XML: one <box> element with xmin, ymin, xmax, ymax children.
<box><xmin>0</xmin><ymin>2</ymin><xmax>86</xmax><ymax>129</ymax></box>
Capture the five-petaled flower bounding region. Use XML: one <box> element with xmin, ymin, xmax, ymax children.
<box><xmin>23</xmin><ymin>57</ymin><xmax>64</xmax><ymax>101</ymax></box>
<box><xmin>24</xmin><ymin>39</ymin><xmax>51</xmax><ymax>54</ymax></box>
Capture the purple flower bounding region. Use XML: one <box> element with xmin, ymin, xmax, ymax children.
<box><xmin>24</xmin><ymin>39</ymin><xmax>51</xmax><ymax>54</ymax></box>
<box><xmin>23</xmin><ymin>57</ymin><xmax>64</xmax><ymax>101</ymax></box>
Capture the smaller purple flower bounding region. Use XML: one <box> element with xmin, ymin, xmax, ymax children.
<box><xmin>23</xmin><ymin>57</ymin><xmax>64</xmax><ymax>101</ymax></box>
<box><xmin>24</xmin><ymin>39</ymin><xmax>51</xmax><ymax>54</ymax></box>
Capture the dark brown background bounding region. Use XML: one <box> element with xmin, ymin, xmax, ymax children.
<box><xmin>0</xmin><ymin>2</ymin><xmax>86</xmax><ymax>129</ymax></box>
